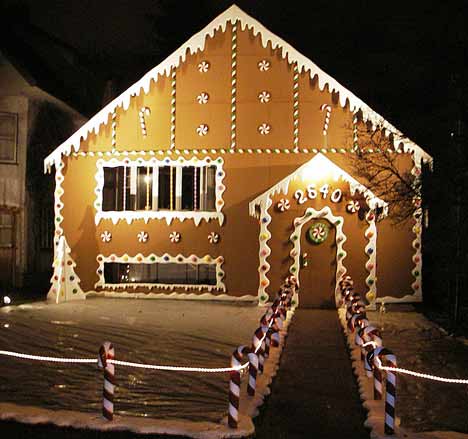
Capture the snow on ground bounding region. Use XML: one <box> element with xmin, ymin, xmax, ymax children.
<box><xmin>0</xmin><ymin>298</ymin><xmax>264</xmax><ymax>425</ymax></box>
<box><xmin>342</xmin><ymin>306</ymin><xmax>468</xmax><ymax>439</ymax></box>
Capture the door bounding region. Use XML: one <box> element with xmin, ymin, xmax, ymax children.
<box><xmin>0</xmin><ymin>210</ymin><xmax>16</xmax><ymax>290</ymax></box>
<box><xmin>299</xmin><ymin>219</ymin><xmax>336</xmax><ymax>308</ymax></box>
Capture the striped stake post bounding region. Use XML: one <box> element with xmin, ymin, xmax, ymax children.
<box><xmin>228</xmin><ymin>345</ymin><xmax>249</xmax><ymax>428</ymax></box>
<box><xmin>252</xmin><ymin>326</ymin><xmax>267</xmax><ymax>374</ymax></box>
<box><xmin>247</xmin><ymin>352</ymin><xmax>259</xmax><ymax>397</ymax></box>
<box><xmin>98</xmin><ymin>341</ymin><xmax>115</xmax><ymax>421</ymax></box>
<box><xmin>375</xmin><ymin>348</ymin><xmax>397</xmax><ymax>435</ymax></box>
<box><xmin>365</xmin><ymin>348</ymin><xmax>383</xmax><ymax>400</ymax></box>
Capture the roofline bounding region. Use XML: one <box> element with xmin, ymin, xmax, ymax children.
<box><xmin>44</xmin><ymin>4</ymin><xmax>432</xmax><ymax>172</ymax></box>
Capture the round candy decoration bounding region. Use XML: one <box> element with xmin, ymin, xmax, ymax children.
<box><xmin>208</xmin><ymin>232</ymin><xmax>219</xmax><ymax>244</ymax></box>
<box><xmin>101</xmin><ymin>231</ymin><xmax>112</xmax><ymax>243</ymax></box>
<box><xmin>137</xmin><ymin>231</ymin><xmax>149</xmax><ymax>243</ymax></box>
<box><xmin>169</xmin><ymin>231</ymin><xmax>181</xmax><ymax>243</ymax></box>
<box><xmin>346</xmin><ymin>200</ymin><xmax>360</xmax><ymax>214</ymax></box>
<box><xmin>307</xmin><ymin>222</ymin><xmax>330</xmax><ymax>245</ymax></box>
<box><xmin>277</xmin><ymin>198</ymin><xmax>290</xmax><ymax>212</ymax></box>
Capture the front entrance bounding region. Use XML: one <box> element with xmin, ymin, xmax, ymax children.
<box><xmin>299</xmin><ymin>219</ymin><xmax>336</xmax><ymax>308</ymax></box>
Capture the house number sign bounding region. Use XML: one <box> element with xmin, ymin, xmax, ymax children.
<box><xmin>294</xmin><ymin>184</ymin><xmax>342</xmax><ymax>205</ymax></box>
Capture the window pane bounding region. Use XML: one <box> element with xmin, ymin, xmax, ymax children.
<box><xmin>0</xmin><ymin>228</ymin><xmax>13</xmax><ymax>247</ymax></box>
<box><xmin>158</xmin><ymin>166</ymin><xmax>172</xmax><ymax>209</ymax></box>
<box><xmin>0</xmin><ymin>138</ymin><xmax>15</xmax><ymax>161</ymax></box>
<box><xmin>181</xmin><ymin>166</ymin><xmax>195</xmax><ymax>210</ymax></box>
<box><xmin>102</xmin><ymin>168</ymin><xmax>117</xmax><ymax>211</ymax></box>
<box><xmin>158</xmin><ymin>263</ymin><xmax>188</xmax><ymax>284</ymax></box>
<box><xmin>205</xmin><ymin>166</ymin><xmax>216</xmax><ymax>211</ymax></box>
<box><xmin>0</xmin><ymin>213</ymin><xmax>13</xmax><ymax>226</ymax></box>
<box><xmin>199</xmin><ymin>264</ymin><xmax>216</xmax><ymax>285</ymax></box>
<box><xmin>0</xmin><ymin>113</ymin><xmax>17</xmax><ymax>138</ymax></box>
<box><xmin>137</xmin><ymin>167</ymin><xmax>152</xmax><ymax>210</ymax></box>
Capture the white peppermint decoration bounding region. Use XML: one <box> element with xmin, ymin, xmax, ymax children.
<box><xmin>346</xmin><ymin>200</ymin><xmax>360</xmax><ymax>214</ymax></box>
<box><xmin>258</xmin><ymin>91</ymin><xmax>271</xmax><ymax>103</ymax></box>
<box><xmin>137</xmin><ymin>231</ymin><xmax>149</xmax><ymax>243</ymax></box>
<box><xmin>198</xmin><ymin>61</ymin><xmax>210</xmax><ymax>73</ymax></box>
<box><xmin>277</xmin><ymin>199</ymin><xmax>290</xmax><ymax>212</ymax></box>
<box><xmin>208</xmin><ymin>232</ymin><xmax>219</xmax><ymax>244</ymax></box>
<box><xmin>101</xmin><ymin>231</ymin><xmax>112</xmax><ymax>242</ymax></box>
<box><xmin>197</xmin><ymin>124</ymin><xmax>209</xmax><ymax>136</ymax></box>
<box><xmin>258</xmin><ymin>59</ymin><xmax>271</xmax><ymax>71</ymax></box>
<box><xmin>169</xmin><ymin>231</ymin><xmax>181</xmax><ymax>243</ymax></box>
<box><xmin>197</xmin><ymin>92</ymin><xmax>209</xmax><ymax>104</ymax></box>
<box><xmin>258</xmin><ymin>123</ymin><xmax>271</xmax><ymax>135</ymax></box>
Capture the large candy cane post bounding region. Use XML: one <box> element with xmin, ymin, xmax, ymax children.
<box><xmin>228</xmin><ymin>345</ymin><xmax>248</xmax><ymax>428</ymax></box>
<box><xmin>252</xmin><ymin>326</ymin><xmax>267</xmax><ymax>374</ymax></box>
<box><xmin>375</xmin><ymin>347</ymin><xmax>397</xmax><ymax>435</ymax></box>
<box><xmin>365</xmin><ymin>349</ymin><xmax>383</xmax><ymax>401</ymax></box>
<box><xmin>98</xmin><ymin>341</ymin><xmax>116</xmax><ymax>421</ymax></box>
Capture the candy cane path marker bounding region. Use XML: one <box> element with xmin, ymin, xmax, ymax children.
<box><xmin>98</xmin><ymin>341</ymin><xmax>116</xmax><ymax>421</ymax></box>
<box><xmin>375</xmin><ymin>348</ymin><xmax>397</xmax><ymax>435</ymax></box>
<box><xmin>228</xmin><ymin>345</ymin><xmax>249</xmax><ymax>428</ymax></box>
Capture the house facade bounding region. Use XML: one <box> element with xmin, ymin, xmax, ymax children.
<box><xmin>44</xmin><ymin>5</ymin><xmax>431</xmax><ymax>307</ymax></box>
<box><xmin>0</xmin><ymin>51</ymin><xmax>85</xmax><ymax>291</ymax></box>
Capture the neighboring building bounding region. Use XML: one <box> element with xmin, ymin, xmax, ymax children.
<box><xmin>44</xmin><ymin>5</ymin><xmax>431</xmax><ymax>307</ymax></box>
<box><xmin>0</xmin><ymin>51</ymin><xmax>85</xmax><ymax>291</ymax></box>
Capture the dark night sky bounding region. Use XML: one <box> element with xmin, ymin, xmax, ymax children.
<box><xmin>1</xmin><ymin>0</ymin><xmax>467</xmax><ymax>158</ymax></box>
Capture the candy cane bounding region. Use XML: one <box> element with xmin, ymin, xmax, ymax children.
<box><xmin>98</xmin><ymin>341</ymin><xmax>115</xmax><ymax>421</ymax></box>
<box><xmin>320</xmin><ymin>104</ymin><xmax>332</xmax><ymax>136</ymax></box>
<box><xmin>252</xmin><ymin>326</ymin><xmax>267</xmax><ymax>374</ymax></box>
<box><xmin>228</xmin><ymin>345</ymin><xmax>249</xmax><ymax>428</ymax></box>
<box><xmin>361</xmin><ymin>325</ymin><xmax>382</xmax><ymax>367</ymax></box>
<box><xmin>348</xmin><ymin>313</ymin><xmax>368</xmax><ymax>332</ymax></box>
<box><xmin>375</xmin><ymin>347</ymin><xmax>397</xmax><ymax>435</ymax></box>
<box><xmin>139</xmin><ymin>107</ymin><xmax>151</xmax><ymax>137</ymax></box>
<box><xmin>366</xmin><ymin>348</ymin><xmax>383</xmax><ymax>401</ymax></box>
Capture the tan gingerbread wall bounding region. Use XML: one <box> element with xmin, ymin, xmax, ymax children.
<box><xmin>55</xmin><ymin>21</ymin><xmax>419</xmax><ymax>302</ymax></box>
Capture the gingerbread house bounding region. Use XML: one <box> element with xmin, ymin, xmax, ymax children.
<box><xmin>43</xmin><ymin>5</ymin><xmax>431</xmax><ymax>307</ymax></box>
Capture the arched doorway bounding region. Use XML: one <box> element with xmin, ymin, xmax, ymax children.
<box><xmin>289</xmin><ymin>206</ymin><xmax>347</xmax><ymax>308</ymax></box>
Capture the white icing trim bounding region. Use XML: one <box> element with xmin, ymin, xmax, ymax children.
<box><xmin>375</xmin><ymin>293</ymin><xmax>422</xmax><ymax>304</ymax></box>
<box><xmin>249</xmin><ymin>153</ymin><xmax>388</xmax><ymax>218</ymax></box>
<box><xmin>43</xmin><ymin>5</ymin><xmax>431</xmax><ymax>172</ymax></box>
<box><xmin>94</xmin><ymin>156</ymin><xmax>225</xmax><ymax>226</ymax></box>
<box><xmin>289</xmin><ymin>206</ymin><xmax>347</xmax><ymax>307</ymax></box>
<box><xmin>256</xmin><ymin>197</ymin><xmax>273</xmax><ymax>304</ymax></box>
<box><xmin>95</xmin><ymin>253</ymin><xmax>226</xmax><ymax>292</ymax></box>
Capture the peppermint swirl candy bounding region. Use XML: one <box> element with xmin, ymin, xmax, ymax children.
<box><xmin>346</xmin><ymin>200</ymin><xmax>360</xmax><ymax>214</ymax></box>
<box><xmin>137</xmin><ymin>231</ymin><xmax>148</xmax><ymax>243</ymax></box>
<box><xmin>277</xmin><ymin>198</ymin><xmax>290</xmax><ymax>212</ymax></box>
<box><xmin>307</xmin><ymin>222</ymin><xmax>329</xmax><ymax>244</ymax></box>
<box><xmin>208</xmin><ymin>232</ymin><xmax>219</xmax><ymax>244</ymax></box>
<box><xmin>169</xmin><ymin>231</ymin><xmax>181</xmax><ymax>243</ymax></box>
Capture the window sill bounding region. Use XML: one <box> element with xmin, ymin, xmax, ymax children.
<box><xmin>95</xmin><ymin>210</ymin><xmax>224</xmax><ymax>226</ymax></box>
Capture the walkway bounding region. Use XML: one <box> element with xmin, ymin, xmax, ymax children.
<box><xmin>254</xmin><ymin>309</ymin><xmax>370</xmax><ymax>439</ymax></box>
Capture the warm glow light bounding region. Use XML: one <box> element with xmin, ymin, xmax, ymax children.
<box><xmin>3</xmin><ymin>296</ymin><xmax>11</xmax><ymax>305</ymax></box>
<box><xmin>301</xmin><ymin>153</ymin><xmax>344</xmax><ymax>182</ymax></box>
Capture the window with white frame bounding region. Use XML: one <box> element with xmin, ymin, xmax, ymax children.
<box><xmin>102</xmin><ymin>164</ymin><xmax>217</xmax><ymax>212</ymax></box>
<box><xmin>0</xmin><ymin>112</ymin><xmax>18</xmax><ymax>163</ymax></box>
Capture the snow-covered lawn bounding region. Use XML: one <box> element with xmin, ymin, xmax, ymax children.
<box><xmin>0</xmin><ymin>298</ymin><xmax>264</xmax><ymax>425</ymax></box>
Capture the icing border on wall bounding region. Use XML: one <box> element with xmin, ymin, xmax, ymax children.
<box><xmin>95</xmin><ymin>252</ymin><xmax>226</xmax><ymax>292</ymax></box>
<box><xmin>94</xmin><ymin>156</ymin><xmax>225</xmax><ymax>226</ymax></box>
<box><xmin>289</xmin><ymin>206</ymin><xmax>347</xmax><ymax>307</ymax></box>
<box><xmin>44</xmin><ymin>5</ymin><xmax>431</xmax><ymax>172</ymax></box>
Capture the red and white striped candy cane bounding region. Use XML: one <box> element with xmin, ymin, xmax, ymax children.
<box><xmin>98</xmin><ymin>341</ymin><xmax>115</xmax><ymax>421</ymax></box>
<box><xmin>375</xmin><ymin>347</ymin><xmax>397</xmax><ymax>435</ymax></box>
<box><xmin>252</xmin><ymin>326</ymin><xmax>267</xmax><ymax>374</ymax></box>
<box><xmin>320</xmin><ymin>103</ymin><xmax>332</xmax><ymax>136</ymax></box>
<box><xmin>348</xmin><ymin>313</ymin><xmax>368</xmax><ymax>332</ymax></box>
<box><xmin>228</xmin><ymin>345</ymin><xmax>249</xmax><ymax>428</ymax></box>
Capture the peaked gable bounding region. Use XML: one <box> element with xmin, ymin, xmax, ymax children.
<box><xmin>44</xmin><ymin>4</ymin><xmax>431</xmax><ymax>171</ymax></box>
<box><xmin>249</xmin><ymin>153</ymin><xmax>387</xmax><ymax>216</ymax></box>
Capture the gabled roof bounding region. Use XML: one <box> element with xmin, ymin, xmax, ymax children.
<box><xmin>44</xmin><ymin>4</ymin><xmax>432</xmax><ymax>172</ymax></box>
<box><xmin>249</xmin><ymin>153</ymin><xmax>388</xmax><ymax>217</ymax></box>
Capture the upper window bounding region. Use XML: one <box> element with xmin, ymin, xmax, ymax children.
<box><xmin>0</xmin><ymin>112</ymin><xmax>18</xmax><ymax>164</ymax></box>
<box><xmin>102</xmin><ymin>164</ymin><xmax>216</xmax><ymax>212</ymax></box>
<box><xmin>94</xmin><ymin>157</ymin><xmax>225</xmax><ymax>226</ymax></box>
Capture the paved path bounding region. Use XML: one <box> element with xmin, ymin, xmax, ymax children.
<box><xmin>254</xmin><ymin>309</ymin><xmax>369</xmax><ymax>439</ymax></box>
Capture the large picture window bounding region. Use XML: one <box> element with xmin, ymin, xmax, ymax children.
<box><xmin>0</xmin><ymin>112</ymin><xmax>18</xmax><ymax>164</ymax></box>
<box><xmin>95</xmin><ymin>157</ymin><xmax>225</xmax><ymax>225</ymax></box>
<box><xmin>102</xmin><ymin>165</ymin><xmax>216</xmax><ymax>212</ymax></box>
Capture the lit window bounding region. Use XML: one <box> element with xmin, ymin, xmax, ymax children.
<box><xmin>0</xmin><ymin>112</ymin><xmax>18</xmax><ymax>163</ymax></box>
<box><xmin>104</xmin><ymin>262</ymin><xmax>217</xmax><ymax>286</ymax></box>
<box><xmin>102</xmin><ymin>164</ymin><xmax>217</xmax><ymax>212</ymax></box>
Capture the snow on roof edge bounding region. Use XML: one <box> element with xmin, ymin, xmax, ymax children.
<box><xmin>43</xmin><ymin>4</ymin><xmax>431</xmax><ymax>173</ymax></box>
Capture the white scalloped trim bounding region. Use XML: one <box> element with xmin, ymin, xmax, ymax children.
<box><xmin>94</xmin><ymin>156</ymin><xmax>225</xmax><ymax>226</ymax></box>
<box><xmin>43</xmin><ymin>5</ymin><xmax>430</xmax><ymax>172</ymax></box>
<box><xmin>289</xmin><ymin>206</ymin><xmax>347</xmax><ymax>307</ymax></box>
<box><xmin>95</xmin><ymin>253</ymin><xmax>226</xmax><ymax>292</ymax></box>
<box><xmin>250</xmin><ymin>153</ymin><xmax>388</xmax><ymax>219</ymax></box>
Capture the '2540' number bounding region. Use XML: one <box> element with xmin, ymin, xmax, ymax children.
<box><xmin>294</xmin><ymin>184</ymin><xmax>342</xmax><ymax>204</ymax></box>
